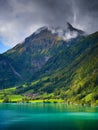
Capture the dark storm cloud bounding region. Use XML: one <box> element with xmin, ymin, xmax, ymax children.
<box><xmin>0</xmin><ymin>0</ymin><xmax>98</xmax><ymax>46</ymax></box>
<box><xmin>34</xmin><ymin>0</ymin><xmax>73</xmax><ymax>25</ymax></box>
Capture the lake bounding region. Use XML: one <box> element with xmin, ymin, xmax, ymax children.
<box><xmin>0</xmin><ymin>103</ymin><xmax>98</xmax><ymax>130</ymax></box>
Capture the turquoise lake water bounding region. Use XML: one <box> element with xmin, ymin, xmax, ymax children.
<box><xmin>0</xmin><ymin>103</ymin><xmax>98</xmax><ymax>130</ymax></box>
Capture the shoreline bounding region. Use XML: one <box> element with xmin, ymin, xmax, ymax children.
<box><xmin>0</xmin><ymin>99</ymin><xmax>98</xmax><ymax>107</ymax></box>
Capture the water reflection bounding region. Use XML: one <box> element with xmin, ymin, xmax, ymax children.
<box><xmin>0</xmin><ymin>103</ymin><xmax>98</xmax><ymax>130</ymax></box>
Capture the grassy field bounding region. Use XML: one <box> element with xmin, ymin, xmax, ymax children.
<box><xmin>0</xmin><ymin>88</ymin><xmax>64</xmax><ymax>103</ymax></box>
<box><xmin>0</xmin><ymin>97</ymin><xmax>64</xmax><ymax>103</ymax></box>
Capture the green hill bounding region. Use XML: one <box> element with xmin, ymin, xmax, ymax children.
<box><xmin>0</xmin><ymin>28</ymin><xmax>66</xmax><ymax>88</ymax></box>
<box><xmin>16</xmin><ymin>32</ymin><xmax>98</xmax><ymax>105</ymax></box>
<box><xmin>0</xmin><ymin>24</ymin><xmax>84</xmax><ymax>88</ymax></box>
<box><xmin>0</xmin><ymin>25</ymin><xmax>98</xmax><ymax>105</ymax></box>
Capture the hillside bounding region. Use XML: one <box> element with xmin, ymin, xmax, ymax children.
<box><xmin>0</xmin><ymin>23</ymin><xmax>84</xmax><ymax>88</ymax></box>
<box><xmin>0</xmin><ymin>27</ymin><xmax>65</xmax><ymax>88</ymax></box>
<box><xmin>15</xmin><ymin>32</ymin><xmax>98</xmax><ymax>105</ymax></box>
<box><xmin>0</xmin><ymin>24</ymin><xmax>98</xmax><ymax>105</ymax></box>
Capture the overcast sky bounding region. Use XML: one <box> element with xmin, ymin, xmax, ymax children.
<box><xmin>0</xmin><ymin>0</ymin><xmax>98</xmax><ymax>53</ymax></box>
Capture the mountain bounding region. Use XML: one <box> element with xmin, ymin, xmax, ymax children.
<box><xmin>0</xmin><ymin>23</ymin><xmax>84</xmax><ymax>89</ymax></box>
<box><xmin>16</xmin><ymin>31</ymin><xmax>98</xmax><ymax>105</ymax></box>
<box><xmin>66</xmin><ymin>22</ymin><xmax>85</xmax><ymax>35</ymax></box>
<box><xmin>0</xmin><ymin>22</ymin><xmax>98</xmax><ymax>105</ymax></box>
<box><xmin>48</xmin><ymin>22</ymin><xmax>85</xmax><ymax>41</ymax></box>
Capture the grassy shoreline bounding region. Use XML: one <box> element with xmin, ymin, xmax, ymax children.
<box><xmin>0</xmin><ymin>99</ymin><xmax>64</xmax><ymax>103</ymax></box>
<box><xmin>0</xmin><ymin>99</ymin><xmax>98</xmax><ymax>107</ymax></box>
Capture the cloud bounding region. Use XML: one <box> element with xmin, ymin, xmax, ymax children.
<box><xmin>0</xmin><ymin>0</ymin><xmax>98</xmax><ymax>47</ymax></box>
<box><xmin>0</xmin><ymin>0</ymin><xmax>45</xmax><ymax>46</ymax></box>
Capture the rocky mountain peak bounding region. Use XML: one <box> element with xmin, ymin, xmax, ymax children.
<box><xmin>66</xmin><ymin>22</ymin><xmax>85</xmax><ymax>35</ymax></box>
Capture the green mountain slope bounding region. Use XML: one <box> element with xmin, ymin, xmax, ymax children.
<box><xmin>0</xmin><ymin>24</ymin><xmax>98</xmax><ymax>105</ymax></box>
<box><xmin>0</xmin><ymin>24</ymin><xmax>84</xmax><ymax>89</ymax></box>
<box><xmin>0</xmin><ymin>28</ymin><xmax>66</xmax><ymax>88</ymax></box>
<box><xmin>0</xmin><ymin>54</ymin><xmax>22</xmax><ymax>88</ymax></box>
<box><xmin>16</xmin><ymin>32</ymin><xmax>98</xmax><ymax>105</ymax></box>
